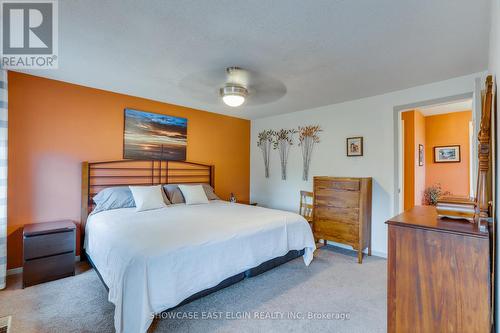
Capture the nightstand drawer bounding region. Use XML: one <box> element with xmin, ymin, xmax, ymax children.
<box><xmin>24</xmin><ymin>230</ymin><xmax>75</xmax><ymax>260</ymax></box>
<box><xmin>23</xmin><ymin>252</ymin><xmax>75</xmax><ymax>287</ymax></box>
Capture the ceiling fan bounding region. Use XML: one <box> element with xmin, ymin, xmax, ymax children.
<box><xmin>179</xmin><ymin>66</ymin><xmax>286</xmax><ymax>108</ymax></box>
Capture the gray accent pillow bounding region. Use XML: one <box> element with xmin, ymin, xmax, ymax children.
<box><xmin>163</xmin><ymin>184</ymin><xmax>219</xmax><ymax>203</ymax></box>
<box><xmin>163</xmin><ymin>184</ymin><xmax>185</xmax><ymax>204</ymax></box>
<box><xmin>92</xmin><ymin>186</ymin><xmax>136</xmax><ymax>214</ymax></box>
<box><xmin>201</xmin><ymin>184</ymin><xmax>220</xmax><ymax>200</ymax></box>
<box><xmin>93</xmin><ymin>186</ymin><xmax>172</xmax><ymax>214</ymax></box>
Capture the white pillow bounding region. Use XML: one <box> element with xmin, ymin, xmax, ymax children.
<box><xmin>129</xmin><ymin>185</ymin><xmax>167</xmax><ymax>212</ymax></box>
<box><xmin>178</xmin><ymin>185</ymin><xmax>209</xmax><ymax>205</ymax></box>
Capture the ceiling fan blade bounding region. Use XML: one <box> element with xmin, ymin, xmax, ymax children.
<box><xmin>178</xmin><ymin>67</ymin><xmax>287</xmax><ymax>106</ymax></box>
<box><xmin>178</xmin><ymin>68</ymin><xmax>224</xmax><ymax>103</ymax></box>
<box><xmin>245</xmin><ymin>70</ymin><xmax>287</xmax><ymax>105</ymax></box>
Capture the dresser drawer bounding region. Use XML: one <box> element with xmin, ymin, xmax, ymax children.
<box><xmin>23</xmin><ymin>252</ymin><xmax>75</xmax><ymax>287</ymax></box>
<box><xmin>314</xmin><ymin>179</ymin><xmax>360</xmax><ymax>191</ymax></box>
<box><xmin>24</xmin><ymin>230</ymin><xmax>75</xmax><ymax>260</ymax></box>
<box><xmin>314</xmin><ymin>220</ymin><xmax>359</xmax><ymax>246</ymax></box>
<box><xmin>314</xmin><ymin>206</ymin><xmax>359</xmax><ymax>224</ymax></box>
<box><xmin>314</xmin><ymin>189</ymin><xmax>360</xmax><ymax>208</ymax></box>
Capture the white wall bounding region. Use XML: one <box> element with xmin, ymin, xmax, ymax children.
<box><xmin>490</xmin><ymin>0</ymin><xmax>499</xmax><ymax>75</ymax></box>
<box><xmin>251</xmin><ymin>72</ymin><xmax>484</xmax><ymax>257</ymax></box>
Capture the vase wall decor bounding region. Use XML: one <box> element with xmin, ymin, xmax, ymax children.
<box><xmin>272</xmin><ymin>128</ymin><xmax>297</xmax><ymax>180</ymax></box>
<box><xmin>298</xmin><ymin>125</ymin><xmax>322</xmax><ymax>181</ymax></box>
<box><xmin>257</xmin><ymin>129</ymin><xmax>275</xmax><ymax>178</ymax></box>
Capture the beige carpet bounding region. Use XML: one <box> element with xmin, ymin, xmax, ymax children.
<box><xmin>0</xmin><ymin>246</ymin><xmax>386</xmax><ymax>333</ymax></box>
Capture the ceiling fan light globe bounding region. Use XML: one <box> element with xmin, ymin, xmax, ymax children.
<box><xmin>220</xmin><ymin>85</ymin><xmax>248</xmax><ymax>107</ymax></box>
<box><xmin>222</xmin><ymin>94</ymin><xmax>245</xmax><ymax>107</ymax></box>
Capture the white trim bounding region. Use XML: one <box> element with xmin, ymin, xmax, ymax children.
<box><xmin>6</xmin><ymin>267</ymin><xmax>21</xmax><ymax>276</ymax></box>
<box><xmin>7</xmin><ymin>255</ymin><xmax>81</xmax><ymax>276</ymax></box>
<box><xmin>471</xmin><ymin>77</ymin><xmax>482</xmax><ymax>197</ymax></box>
<box><xmin>398</xmin><ymin>118</ymin><xmax>405</xmax><ymax>214</ymax></box>
<box><xmin>469</xmin><ymin>121</ymin><xmax>474</xmax><ymax>197</ymax></box>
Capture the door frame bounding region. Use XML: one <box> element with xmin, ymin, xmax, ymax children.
<box><xmin>392</xmin><ymin>92</ymin><xmax>474</xmax><ymax>215</ymax></box>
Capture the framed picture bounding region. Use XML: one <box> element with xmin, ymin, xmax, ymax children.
<box><xmin>418</xmin><ymin>144</ymin><xmax>424</xmax><ymax>166</ymax></box>
<box><xmin>434</xmin><ymin>145</ymin><xmax>460</xmax><ymax>163</ymax></box>
<box><xmin>123</xmin><ymin>108</ymin><xmax>187</xmax><ymax>160</ymax></box>
<box><xmin>346</xmin><ymin>137</ymin><xmax>363</xmax><ymax>156</ymax></box>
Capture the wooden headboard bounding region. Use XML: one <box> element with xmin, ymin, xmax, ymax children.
<box><xmin>81</xmin><ymin>159</ymin><xmax>214</xmax><ymax>227</ymax></box>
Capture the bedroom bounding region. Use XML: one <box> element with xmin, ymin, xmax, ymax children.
<box><xmin>0</xmin><ymin>1</ymin><xmax>499</xmax><ymax>332</ymax></box>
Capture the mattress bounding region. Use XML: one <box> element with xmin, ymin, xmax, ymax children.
<box><xmin>84</xmin><ymin>200</ymin><xmax>316</xmax><ymax>333</ymax></box>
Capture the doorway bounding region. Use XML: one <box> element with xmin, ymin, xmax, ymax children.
<box><xmin>400</xmin><ymin>99</ymin><xmax>474</xmax><ymax>211</ymax></box>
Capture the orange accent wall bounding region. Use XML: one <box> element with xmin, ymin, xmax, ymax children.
<box><xmin>7</xmin><ymin>72</ymin><xmax>250</xmax><ymax>269</ymax></box>
<box><xmin>402</xmin><ymin>110</ymin><xmax>426</xmax><ymax>210</ymax></box>
<box><xmin>414</xmin><ymin>111</ymin><xmax>426</xmax><ymax>205</ymax></box>
<box><xmin>425</xmin><ymin>111</ymin><xmax>471</xmax><ymax>197</ymax></box>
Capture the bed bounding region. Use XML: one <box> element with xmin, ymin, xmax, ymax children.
<box><xmin>81</xmin><ymin>160</ymin><xmax>316</xmax><ymax>333</ymax></box>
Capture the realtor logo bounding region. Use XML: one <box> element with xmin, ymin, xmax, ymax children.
<box><xmin>0</xmin><ymin>0</ymin><xmax>58</xmax><ymax>69</ymax></box>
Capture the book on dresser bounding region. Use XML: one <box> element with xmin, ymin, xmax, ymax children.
<box><xmin>312</xmin><ymin>176</ymin><xmax>372</xmax><ymax>263</ymax></box>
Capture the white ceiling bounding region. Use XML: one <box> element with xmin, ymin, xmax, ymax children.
<box><xmin>418</xmin><ymin>99</ymin><xmax>473</xmax><ymax>117</ymax></box>
<box><xmin>20</xmin><ymin>0</ymin><xmax>491</xmax><ymax>119</ymax></box>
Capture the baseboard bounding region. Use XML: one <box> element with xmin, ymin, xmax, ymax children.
<box><xmin>7</xmin><ymin>255</ymin><xmax>81</xmax><ymax>276</ymax></box>
<box><xmin>369</xmin><ymin>249</ymin><xmax>387</xmax><ymax>259</ymax></box>
<box><xmin>321</xmin><ymin>240</ymin><xmax>387</xmax><ymax>259</ymax></box>
<box><xmin>6</xmin><ymin>267</ymin><xmax>22</xmax><ymax>276</ymax></box>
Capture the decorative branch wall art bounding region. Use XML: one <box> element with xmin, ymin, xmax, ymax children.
<box><xmin>257</xmin><ymin>129</ymin><xmax>275</xmax><ymax>178</ymax></box>
<box><xmin>298</xmin><ymin>125</ymin><xmax>322</xmax><ymax>181</ymax></box>
<box><xmin>273</xmin><ymin>128</ymin><xmax>298</xmax><ymax>180</ymax></box>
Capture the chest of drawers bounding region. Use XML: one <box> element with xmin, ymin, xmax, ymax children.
<box><xmin>313</xmin><ymin>177</ymin><xmax>372</xmax><ymax>263</ymax></box>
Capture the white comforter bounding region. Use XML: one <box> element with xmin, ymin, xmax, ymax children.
<box><xmin>85</xmin><ymin>200</ymin><xmax>316</xmax><ymax>333</ymax></box>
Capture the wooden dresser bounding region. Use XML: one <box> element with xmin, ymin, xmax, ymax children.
<box><xmin>386</xmin><ymin>206</ymin><xmax>491</xmax><ymax>333</ymax></box>
<box><xmin>313</xmin><ymin>177</ymin><xmax>372</xmax><ymax>263</ymax></box>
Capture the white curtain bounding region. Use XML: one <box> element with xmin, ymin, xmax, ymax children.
<box><xmin>0</xmin><ymin>70</ymin><xmax>7</xmax><ymax>289</ymax></box>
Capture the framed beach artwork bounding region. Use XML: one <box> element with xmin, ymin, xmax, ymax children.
<box><xmin>123</xmin><ymin>108</ymin><xmax>187</xmax><ymax>160</ymax></box>
<box><xmin>433</xmin><ymin>145</ymin><xmax>460</xmax><ymax>163</ymax></box>
<box><xmin>346</xmin><ymin>137</ymin><xmax>363</xmax><ymax>157</ymax></box>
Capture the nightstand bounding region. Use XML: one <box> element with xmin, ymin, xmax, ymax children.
<box><xmin>23</xmin><ymin>220</ymin><xmax>76</xmax><ymax>288</ymax></box>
